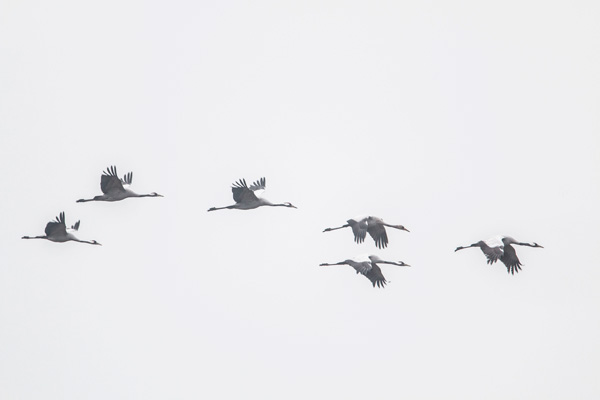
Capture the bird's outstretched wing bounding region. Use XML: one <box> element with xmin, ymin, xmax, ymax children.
<box><xmin>348</xmin><ymin>260</ymin><xmax>372</xmax><ymax>276</ymax></box>
<box><xmin>249</xmin><ymin>177</ymin><xmax>266</xmax><ymax>191</ymax></box>
<box><xmin>367</xmin><ymin>223</ymin><xmax>389</xmax><ymax>249</ymax></box>
<box><xmin>45</xmin><ymin>212</ymin><xmax>67</xmax><ymax>237</ymax></box>
<box><xmin>348</xmin><ymin>219</ymin><xmax>368</xmax><ymax>244</ymax></box>
<box><xmin>121</xmin><ymin>171</ymin><xmax>133</xmax><ymax>186</ymax></box>
<box><xmin>500</xmin><ymin>244</ymin><xmax>522</xmax><ymax>275</ymax></box>
<box><xmin>365</xmin><ymin>263</ymin><xmax>388</xmax><ymax>288</ymax></box>
<box><xmin>231</xmin><ymin>179</ymin><xmax>260</xmax><ymax>204</ymax></box>
<box><xmin>480</xmin><ymin>243</ymin><xmax>504</xmax><ymax>265</ymax></box>
<box><xmin>101</xmin><ymin>166</ymin><xmax>126</xmax><ymax>194</ymax></box>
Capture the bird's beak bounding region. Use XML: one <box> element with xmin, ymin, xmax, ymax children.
<box><xmin>403</xmin><ymin>227</ymin><xmax>410</xmax><ymax>232</ymax></box>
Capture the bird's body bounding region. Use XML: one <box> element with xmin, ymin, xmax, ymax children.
<box><xmin>207</xmin><ymin>177</ymin><xmax>296</xmax><ymax>211</ymax></box>
<box><xmin>455</xmin><ymin>235</ymin><xmax>543</xmax><ymax>274</ymax></box>
<box><xmin>77</xmin><ymin>166</ymin><xmax>162</xmax><ymax>203</ymax></box>
<box><xmin>320</xmin><ymin>254</ymin><xmax>410</xmax><ymax>288</ymax></box>
<box><xmin>22</xmin><ymin>212</ymin><xmax>101</xmax><ymax>245</ymax></box>
<box><xmin>323</xmin><ymin>215</ymin><xmax>409</xmax><ymax>249</ymax></box>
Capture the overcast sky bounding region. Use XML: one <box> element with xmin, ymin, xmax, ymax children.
<box><xmin>1</xmin><ymin>1</ymin><xmax>599</xmax><ymax>399</ymax></box>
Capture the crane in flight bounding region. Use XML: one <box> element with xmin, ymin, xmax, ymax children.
<box><xmin>22</xmin><ymin>212</ymin><xmax>101</xmax><ymax>245</ymax></box>
<box><xmin>207</xmin><ymin>177</ymin><xmax>297</xmax><ymax>211</ymax></box>
<box><xmin>77</xmin><ymin>166</ymin><xmax>163</xmax><ymax>202</ymax></box>
<box><xmin>455</xmin><ymin>235</ymin><xmax>543</xmax><ymax>274</ymax></box>
<box><xmin>323</xmin><ymin>215</ymin><xmax>409</xmax><ymax>249</ymax></box>
<box><xmin>320</xmin><ymin>254</ymin><xmax>410</xmax><ymax>288</ymax></box>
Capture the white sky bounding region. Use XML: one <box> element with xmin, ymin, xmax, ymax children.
<box><xmin>1</xmin><ymin>1</ymin><xmax>599</xmax><ymax>399</ymax></box>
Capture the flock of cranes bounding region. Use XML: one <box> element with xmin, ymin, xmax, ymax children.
<box><xmin>22</xmin><ymin>166</ymin><xmax>162</xmax><ymax>246</ymax></box>
<box><xmin>320</xmin><ymin>216</ymin><xmax>411</xmax><ymax>287</ymax></box>
<box><xmin>22</xmin><ymin>170</ymin><xmax>543</xmax><ymax>287</ymax></box>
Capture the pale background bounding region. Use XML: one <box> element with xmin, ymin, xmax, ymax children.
<box><xmin>1</xmin><ymin>1</ymin><xmax>599</xmax><ymax>399</ymax></box>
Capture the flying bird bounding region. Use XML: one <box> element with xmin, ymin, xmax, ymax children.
<box><xmin>22</xmin><ymin>212</ymin><xmax>101</xmax><ymax>245</ymax></box>
<box><xmin>455</xmin><ymin>235</ymin><xmax>543</xmax><ymax>274</ymax></box>
<box><xmin>207</xmin><ymin>177</ymin><xmax>297</xmax><ymax>211</ymax></box>
<box><xmin>320</xmin><ymin>254</ymin><xmax>411</xmax><ymax>288</ymax></box>
<box><xmin>77</xmin><ymin>166</ymin><xmax>163</xmax><ymax>202</ymax></box>
<box><xmin>323</xmin><ymin>215</ymin><xmax>409</xmax><ymax>249</ymax></box>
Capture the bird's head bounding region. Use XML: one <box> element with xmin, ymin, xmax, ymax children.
<box><xmin>395</xmin><ymin>224</ymin><xmax>409</xmax><ymax>232</ymax></box>
<box><xmin>396</xmin><ymin>261</ymin><xmax>411</xmax><ymax>267</ymax></box>
<box><xmin>283</xmin><ymin>202</ymin><xmax>297</xmax><ymax>209</ymax></box>
<box><xmin>532</xmin><ymin>242</ymin><xmax>544</xmax><ymax>248</ymax></box>
<box><xmin>150</xmin><ymin>192</ymin><xmax>163</xmax><ymax>197</ymax></box>
<box><xmin>91</xmin><ymin>240</ymin><xmax>102</xmax><ymax>246</ymax></box>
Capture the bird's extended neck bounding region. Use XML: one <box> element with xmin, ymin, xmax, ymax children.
<box><xmin>267</xmin><ymin>201</ymin><xmax>296</xmax><ymax>208</ymax></box>
<box><xmin>379</xmin><ymin>260</ymin><xmax>411</xmax><ymax>267</ymax></box>
<box><xmin>518</xmin><ymin>242</ymin><xmax>543</xmax><ymax>248</ymax></box>
<box><xmin>75</xmin><ymin>239</ymin><xmax>101</xmax><ymax>245</ymax></box>
<box><xmin>383</xmin><ymin>223</ymin><xmax>410</xmax><ymax>232</ymax></box>
<box><xmin>136</xmin><ymin>193</ymin><xmax>161</xmax><ymax>198</ymax></box>
<box><xmin>22</xmin><ymin>235</ymin><xmax>47</xmax><ymax>240</ymax></box>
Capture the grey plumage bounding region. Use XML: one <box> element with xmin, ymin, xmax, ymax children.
<box><xmin>77</xmin><ymin>165</ymin><xmax>162</xmax><ymax>202</ymax></box>
<box><xmin>323</xmin><ymin>215</ymin><xmax>409</xmax><ymax>249</ymax></box>
<box><xmin>320</xmin><ymin>255</ymin><xmax>411</xmax><ymax>288</ymax></box>
<box><xmin>22</xmin><ymin>212</ymin><xmax>101</xmax><ymax>245</ymax></box>
<box><xmin>455</xmin><ymin>235</ymin><xmax>543</xmax><ymax>275</ymax></box>
<box><xmin>208</xmin><ymin>177</ymin><xmax>297</xmax><ymax>211</ymax></box>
